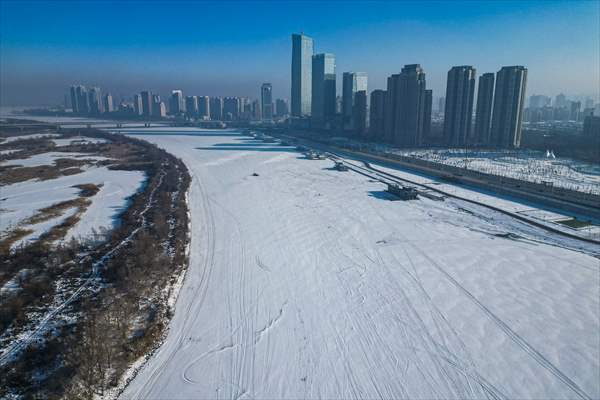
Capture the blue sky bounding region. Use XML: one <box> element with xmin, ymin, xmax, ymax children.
<box><xmin>1</xmin><ymin>0</ymin><xmax>598</xmax><ymax>105</ymax></box>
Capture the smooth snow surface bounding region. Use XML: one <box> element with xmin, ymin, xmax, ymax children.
<box><xmin>1</xmin><ymin>151</ymin><xmax>109</xmax><ymax>167</ymax></box>
<box><xmin>123</xmin><ymin>129</ymin><xmax>600</xmax><ymax>400</ymax></box>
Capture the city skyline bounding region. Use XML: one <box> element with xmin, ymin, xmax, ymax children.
<box><xmin>1</xmin><ymin>0</ymin><xmax>598</xmax><ymax>106</ymax></box>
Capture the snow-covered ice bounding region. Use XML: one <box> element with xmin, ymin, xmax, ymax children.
<box><xmin>1</xmin><ymin>166</ymin><xmax>145</xmax><ymax>243</ymax></box>
<box><xmin>1</xmin><ymin>151</ymin><xmax>109</xmax><ymax>168</ymax></box>
<box><xmin>122</xmin><ymin>129</ymin><xmax>600</xmax><ymax>400</ymax></box>
<box><xmin>0</xmin><ymin>133</ymin><xmax>60</xmax><ymax>143</ymax></box>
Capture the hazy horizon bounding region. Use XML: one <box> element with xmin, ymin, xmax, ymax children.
<box><xmin>1</xmin><ymin>0</ymin><xmax>599</xmax><ymax>106</ymax></box>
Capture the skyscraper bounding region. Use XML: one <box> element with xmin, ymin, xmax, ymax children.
<box><xmin>369</xmin><ymin>89</ymin><xmax>386</xmax><ymax>140</ymax></box>
<box><xmin>261</xmin><ymin>83</ymin><xmax>273</xmax><ymax>120</ymax></box>
<box><xmin>529</xmin><ymin>94</ymin><xmax>551</xmax><ymax>109</ymax></box>
<box><xmin>103</xmin><ymin>93</ymin><xmax>114</xmax><ymax>113</ymax></box>
<box><xmin>209</xmin><ymin>97</ymin><xmax>223</xmax><ymax>120</ymax></box>
<box><xmin>75</xmin><ymin>85</ymin><xmax>90</xmax><ymax>115</ymax></box>
<box><xmin>291</xmin><ymin>33</ymin><xmax>313</xmax><ymax>116</ymax></box>
<box><xmin>490</xmin><ymin>66</ymin><xmax>528</xmax><ymax>148</ymax></box>
<box><xmin>423</xmin><ymin>89</ymin><xmax>433</xmax><ymax>141</ymax></box>
<box><xmin>311</xmin><ymin>53</ymin><xmax>336</xmax><ymax>124</ymax></box>
<box><xmin>342</xmin><ymin>72</ymin><xmax>368</xmax><ymax>130</ymax></box>
<box><xmin>275</xmin><ymin>98</ymin><xmax>289</xmax><ymax>117</ymax></box>
<box><xmin>185</xmin><ymin>96</ymin><xmax>199</xmax><ymax>117</ymax></box>
<box><xmin>141</xmin><ymin>90</ymin><xmax>153</xmax><ymax>117</ymax></box>
<box><xmin>353</xmin><ymin>90</ymin><xmax>368</xmax><ymax>137</ymax></box>
<box><xmin>384</xmin><ymin>64</ymin><xmax>428</xmax><ymax>147</ymax></box>
<box><xmin>554</xmin><ymin>93</ymin><xmax>567</xmax><ymax>108</ymax></box>
<box><xmin>170</xmin><ymin>90</ymin><xmax>184</xmax><ymax>115</ymax></box>
<box><xmin>223</xmin><ymin>97</ymin><xmax>241</xmax><ymax>121</ymax></box>
<box><xmin>133</xmin><ymin>94</ymin><xmax>143</xmax><ymax>115</ymax></box>
<box><xmin>438</xmin><ymin>97</ymin><xmax>445</xmax><ymax>114</ymax></box>
<box><xmin>70</xmin><ymin>86</ymin><xmax>79</xmax><ymax>113</ymax></box>
<box><xmin>151</xmin><ymin>94</ymin><xmax>162</xmax><ymax>116</ymax></box>
<box><xmin>474</xmin><ymin>72</ymin><xmax>495</xmax><ymax>145</ymax></box>
<box><xmin>88</xmin><ymin>87</ymin><xmax>102</xmax><ymax>115</ymax></box>
<box><xmin>443</xmin><ymin>66</ymin><xmax>476</xmax><ymax>147</ymax></box>
<box><xmin>198</xmin><ymin>96</ymin><xmax>210</xmax><ymax>120</ymax></box>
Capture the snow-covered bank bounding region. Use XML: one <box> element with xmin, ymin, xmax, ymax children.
<box><xmin>120</xmin><ymin>128</ymin><xmax>599</xmax><ymax>400</ymax></box>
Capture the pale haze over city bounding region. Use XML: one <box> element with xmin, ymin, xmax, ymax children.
<box><xmin>0</xmin><ymin>1</ymin><xmax>599</xmax><ymax>399</ymax></box>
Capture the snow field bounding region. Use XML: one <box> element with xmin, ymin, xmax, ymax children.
<box><xmin>121</xmin><ymin>129</ymin><xmax>599</xmax><ymax>400</ymax></box>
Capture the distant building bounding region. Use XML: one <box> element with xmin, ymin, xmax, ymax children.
<box><xmin>133</xmin><ymin>94</ymin><xmax>143</xmax><ymax>115</ymax></box>
<box><xmin>583</xmin><ymin>115</ymin><xmax>600</xmax><ymax>137</ymax></box>
<box><xmin>438</xmin><ymin>96</ymin><xmax>445</xmax><ymax>114</ymax></box>
<box><xmin>490</xmin><ymin>66</ymin><xmax>528</xmax><ymax>148</ymax></box>
<box><xmin>70</xmin><ymin>86</ymin><xmax>79</xmax><ymax>113</ymax></box>
<box><xmin>103</xmin><ymin>93</ymin><xmax>114</xmax><ymax>113</ymax></box>
<box><xmin>369</xmin><ymin>89</ymin><xmax>386</xmax><ymax>140</ymax></box>
<box><xmin>353</xmin><ymin>90</ymin><xmax>368</xmax><ymax>137</ymax></box>
<box><xmin>443</xmin><ymin>66</ymin><xmax>476</xmax><ymax>147</ymax></box>
<box><xmin>223</xmin><ymin>97</ymin><xmax>241</xmax><ymax>121</ymax></box>
<box><xmin>291</xmin><ymin>33</ymin><xmax>314</xmax><ymax>116</ymax></box>
<box><xmin>151</xmin><ymin>94</ymin><xmax>163</xmax><ymax>117</ymax></box>
<box><xmin>198</xmin><ymin>96</ymin><xmax>210</xmax><ymax>119</ymax></box>
<box><xmin>384</xmin><ymin>64</ymin><xmax>428</xmax><ymax>147</ymax></box>
<box><xmin>423</xmin><ymin>89</ymin><xmax>433</xmax><ymax>141</ymax></box>
<box><xmin>275</xmin><ymin>98</ymin><xmax>289</xmax><ymax>117</ymax></box>
<box><xmin>88</xmin><ymin>87</ymin><xmax>102</xmax><ymax>115</ymax></box>
<box><xmin>185</xmin><ymin>96</ymin><xmax>199</xmax><ymax>117</ymax></box>
<box><xmin>311</xmin><ymin>53</ymin><xmax>336</xmax><ymax>125</ymax></box>
<box><xmin>209</xmin><ymin>97</ymin><xmax>223</xmax><ymax>120</ymax></box>
<box><xmin>170</xmin><ymin>90</ymin><xmax>184</xmax><ymax>115</ymax></box>
<box><xmin>554</xmin><ymin>93</ymin><xmax>567</xmax><ymax>108</ymax></box>
<box><xmin>76</xmin><ymin>85</ymin><xmax>90</xmax><ymax>115</ymax></box>
<box><xmin>342</xmin><ymin>72</ymin><xmax>368</xmax><ymax>130</ymax></box>
<box><xmin>529</xmin><ymin>94</ymin><xmax>551</xmax><ymax>109</ymax></box>
<box><xmin>261</xmin><ymin>83</ymin><xmax>273</xmax><ymax>120</ymax></box>
<box><xmin>141</xmin><ymin>90</ymin><xmax>152</xmax><ymax>117</ymax></box>
<box><xmin>570</xmin><ymin>101</ymin><xmax>581</xmax><ymax>121</ymax></box>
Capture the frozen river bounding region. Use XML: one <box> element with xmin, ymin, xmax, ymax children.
<box><xmin>118</xmin><ymin>128</ymin><xmax>599</xmax><ymax>399</ymax></box>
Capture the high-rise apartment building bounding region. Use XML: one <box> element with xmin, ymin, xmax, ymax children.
<box><xmin>198</xmin><ymin>96</ymin><xmax>210</xmax><ymax>119</ymax></box>
<box><xmin>474</xmin><ymin>72</ymin><xmax>495</xmax><ymax>145</ymax></box>
<box><xmin>311</xmin><ymin>53</ymin><xmax>336</xmax><ymax>124</ymax></box>
<box><xmin>342</xmin><ymin>72</ymin><xmax>368</xmax><ymax>130</ymax></box>
<box><xmin>103</xmin><ymin>93</ymin><xmax>114</xmax><ymax>113</ymax></box>
<box><xmin>170</xmin><ymin>90</ymin><xmax>184</xmax><ymax>115</ymax></box>
<box><xmin>291</xmin><ymin>33</ymin><xmax>314</xmax><ymax>116</ymax></box>
<box><xmin>185</xmin><ymin>96</ymin><xmax>199</xmax><ymax>117</ymax></box>
<box><xmin>210</xmin><ymin>97</ymin><xmax>223</xmax><ymax>120</ymax></box>
<box><xmin>261</xmin><ymin>83</ymin><xmax>273</xmax><ymax>120</ymax></box>
<box><xmin>490</xmin><ymin>66</ymin><xmax>528</xmax><ymax>148</ymax></box>
<box><xmin>384</xmin><ymin>64</ymin><xmax>428</xmax><ymax>147</ymax></box>
<box><xmin>141</xmin><ymin>90</ymin><xmax>152</xmax><ymax>117</ymax></box>
<box><xmin>223</xmin><ymin>97</ymin><xmax>241</xmax><ymax>121</ymax></box>
<box><xmin>88</xmin><ymin>87</ymin><xmax>102</xmax><ymax>115</ymax></box>
<box><xmin>424</xmin><ymin>89</ymin><xmax>433</xmax><ymax>141</ymax></box>
<box><xmin>369</xmin><ymin>90</ymin><xmax>386</xmax><ymax>140</ymax></box>
<box><xmin>353</xmin><ymin>90</ymin><xmax>368</xmax><ymax>137</ymax></box>
<box><xmin>133</xmin><ymin>94</ymin><xmax>143</xmax><ymax>115</ymax></box>
<box><xmin>275</xmin><ymin>98</ymin><xmax>289</xmax><ymax>117</ymax></box>
<box><xmin>443</xmin><ymin>66</ymin><xmax>476</xmax><ymax>147</ymax></box>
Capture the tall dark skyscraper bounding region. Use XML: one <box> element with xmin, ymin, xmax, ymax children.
<box><xmin>76</xmin><ymin>85</ymin><xmax>89</xmax><ymax>115</ymax></box>
<box><xmin>223</xmin><ymin>97</ymin><xmax>241</xmax><ymax>121</ymax></box>
<box><xmin>443</xmin><ymin>66</ymin><xmax>476</xmax><ymax>147</ymax></box>
<box><xmin>342</xmin><ymin>72</ymin><xmax>368</xmax><ymax>130</ymax></box>
<box><xmin>490</xmin><ymin>66</ymin><xmax>528</xmax><ymax>148</ymax></box>
<box><xmin>209</xmin><ymin>97</ymin><xmax>223</xmax><ymax>120</ymax></box>
<box><xmin>423</xmin><ymin>89</ymin><xmax>433</xmax><ymax>141</ymax></box>
<box><xmin>291</xmin><ymin>33</ymin><xmax>313</xmax><ymax>117</ymax></box>
<box><xmin>70</xmin><ymin>85</ymin><xmax>79</xmax><ymax>113</ymax></box>
<box><xmin>311</xmin><ymin>53</ymin><xmax>336</xmax><ymax>124</ymax></box>
<box><xmin>88</xmin><ymin>87</ymin><xmax>102</xmax><ymax>115</ymax></box>
<box><xmin>275</xmin><ymin>98</ymin><xmax>289</xmax><ymax>117</ymax></box>
<box><xmin>384</xmin><ymin>64</ymin><xmax>428</xmax><ymax>146</ymax></box>
<box><xmin>103</xmin><ymin>93</ymin><xmax>114</xmax><ymax>113</ymax></box>
<box><xmin>261</xmin><ymin>83</ymin><xmax>273</xmax><ymax>120</ymax></box>
<box><xmin>141</xmin><ymin>90</ymin><xmax>153</xmax><ymax>117</ymax></box>
<box><xmin>170</xmin><ymin>90</ymin><xmax>184</xmax><ymax>115</ymax></box>
<box><xmin>353</xmin><ymin>90</ymin><xmax>368</xmax><ymax>137</ymax></box>
<box><xmin>474</xmin><ymin>72</ymin><xmax>495</xmax><ymax>145</ymax></box>
<box><xmin>185</xmin><ymin>96</ymin><xmax>198</xmax><ymax>117</ymax></box>
<box><xmin>198</xmin><ymin>96</ymin><xmax>210</xmax><ymax>119</ymax></box>
<box><xmin>369</xmin><ymin>89</ymin><xmax>386</xmax><ymax>140</ymax></box>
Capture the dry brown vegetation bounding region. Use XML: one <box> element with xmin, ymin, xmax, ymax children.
<box><xmin>0</xmin><ymin>125</ymin><xmax>191</xmax><ymax>399</ymax></box>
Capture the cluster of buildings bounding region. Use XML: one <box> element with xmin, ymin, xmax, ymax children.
<box><xmin>523</xmin><ymin>93</ymin><xmax>599</xmax><ymax>124</ymax></box>
<box><xmin>69</xmin><ymin>85</ymin><xmax>289</xmax><ymax>122</ymax></box>
<box><xmin>68</xmin><ymin>32</ymin><xmax>597</xmax><ymax>147</ymax></box>
<box><xmin>291</xmin><ymin>33</ymin><xmax>532</xmax><ymax>148</ymax></box>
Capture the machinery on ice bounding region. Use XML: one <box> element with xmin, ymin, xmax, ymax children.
<box><xmin>386</xmin><ymin>183</ymin><xmax>419</xmax><ymax>200</ymax></box>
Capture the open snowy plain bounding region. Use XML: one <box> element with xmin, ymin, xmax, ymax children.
<box><xmin>118</xmin><ymin>128</ymin><xmax>599</xmax><ymax>400</ymax></box>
